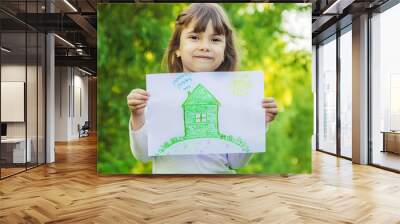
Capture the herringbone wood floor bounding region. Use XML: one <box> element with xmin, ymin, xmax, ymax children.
<box><xmin>1</xmin><ymin>135</ymin><xmax>400</xmax><ymax>224</ymax></box>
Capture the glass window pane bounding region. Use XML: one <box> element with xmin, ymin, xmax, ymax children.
<box><xmin>0</xmin><ymin>0</ymin><xmax>46</xmax><ymax>179</ymax></box>
<box><xmin>371</xmin><ymin>4</ymin><xmax>400</xmax><ymax>171</ymax></box>
<box><xmin>1</xmin><ymin>30</ymin><xmax>27</xmax><ymax>177</ymax></box>
<box><xmin>318</xmin><ymin>37</ymin><xmax>337</xmax><ymax>154</ymax></box>
<box><xmin>340</xmin><ymin>29</ymin><xmax>352</xmax><ymax>158</ymax></box>
<box><xmin>27</xmin><ymin>31</ymin><xmax>38</xmax><ymax>169</ymax></box>
<box><xmin>26</xmin><ymin>0</ymin><xmax>40</xmax><ymax>169</ymax></box>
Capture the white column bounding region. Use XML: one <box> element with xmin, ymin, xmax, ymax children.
<box><xmin>46</xmin><ymin>1</ymin><xmax>55</xmax><ymax>163</ymax></box>
<box><xmin>352</xmin><ymin>14</ymin><xmax>369</xmax><ymax>164</ymax></box>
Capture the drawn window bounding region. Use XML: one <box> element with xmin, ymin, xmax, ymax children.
<box><xmin>195</xmin><ymin>113</ymin><xmax>207</xmax><ymax>123</ymax></box>
<box><xmin>201</xmin><ymin>113</ymin><xmax>207</xmax><ymax>122</ymax></box>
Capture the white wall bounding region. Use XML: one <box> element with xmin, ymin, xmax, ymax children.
<box><xmin>55</xmin><ymin>67</ymin><xmax>89</xmax><ymax>141</ymax></box>
<box><xmin>1</xmin><ymin>82</ymin><xmax>25</xmax><ymax>122</ymax></box>
<box><xmin>55</xmin><ymin>67</ymin><xmax>69</xmax><ymax>141</ymax></box>
<box><xmin>72</xmin><ymin>72</ymin><xmax>89</xmax><ymax>138</ymax></box>
<box><xmin>1</xmin><ymin>65</ymin><xmax>27</xmax><ymax>139</ymax></box>
<box><xmin>1</xmin><ymin>65</ymin><xmax>42</xmax><ymax>136</ymax></box>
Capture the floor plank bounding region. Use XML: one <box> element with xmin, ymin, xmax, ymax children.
<box><xmin>1</xmin><ymin>134</ymin><xmax>400</xmax><ymax>223</ymax></box>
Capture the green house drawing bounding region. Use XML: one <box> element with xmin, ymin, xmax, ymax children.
<box><xmin>182</xmin><ymin>84</ymin><xmax>220</xmax><ymax>139</ymax></box>
<box><xmin>156</xmin><ymin>83</ymin><xmax>251</xmax><ymax>156</ymax></box>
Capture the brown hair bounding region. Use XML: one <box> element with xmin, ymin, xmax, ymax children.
<box><xmin>164</xmin><ymin>3</ymin><xmax>238</xmax><ymax>73</ymax></box>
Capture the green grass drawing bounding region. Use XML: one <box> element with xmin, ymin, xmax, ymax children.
<box><xmin>156</xmin><ymin>84</ymin><xmax>251</xmax><ymax>156</ymax></box>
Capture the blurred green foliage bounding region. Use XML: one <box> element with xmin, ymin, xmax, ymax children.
<box><xmin>97</xmin><ymin>3</ymin><xmax>312</xmax><ymax>174</ymax></box>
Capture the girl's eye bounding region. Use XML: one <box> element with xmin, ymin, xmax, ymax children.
<box><xmin>189</xmin><ymin>35</ymin><xmax>199</xmax><ymax>40</ymax></box>
<box><xmin>212</xmin><ymin>38</ymin><xmax>221</xmax><ymax>42</ymax></box>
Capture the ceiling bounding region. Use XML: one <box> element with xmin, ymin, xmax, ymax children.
<box><xmin>312</xmin><ymin>0</ymin><xmax>390</xmax><ymax>44</ymax></box>
<box><xmin>1</xmin><ymin>0</ymin><xmax>97</xmax><ymax>74</ymax></box>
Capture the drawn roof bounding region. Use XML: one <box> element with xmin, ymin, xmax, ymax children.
<box><xmin>182</xmin><ymin>84</ymin><xmax>220</xmax><ymax>107</ymax></box>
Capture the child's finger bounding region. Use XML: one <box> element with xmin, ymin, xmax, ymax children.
<box><xmin>134</xmin><ymin>103</ymin><xmax>147</xmax><ymax>110</ymax></box>
<box><xmin>132</xmin><ymin>93</ymin><xmax>149</xmax><ymax>100</ymax></box>
<box><xmin>266</xmin><ymin>108</ymin><xmax>278</xmax><ymax>114</ymax></box>
<box><xmin>128</xmin><ymin>102</ymin><xmax>146</xmax><ymax>111</ymax></box>
<box><xmin>263</xmin><ymin>103</ymin><xmax>277</xmax><ymax>107</ymax></box>
<box><xmin>128</xmin><ymin>89</ymin><xmax>150</xmax><ymax>99</ymax></box>
<box><xmin>262</xmin><ymin>102</ymin><xmax>277</xmax><ymax>109</ymax></box>
<box><xmin>127</xmin><ymin>91</ymin><xmax>148</xmax><ymax>99</ymax></box>
<box><xmin>134</xmin><ymin>89</ymin><xmax>149</xmax><ymax>96</ymax></box>
<box><xmin>128</xmin><ymin>99</ymin><xmax>146</xmax><ymax>106</ymax></box>
<box><xmin>262</xmin><ymin>98</ymin><xmax>274</xmax><ymax>103</ymax></box>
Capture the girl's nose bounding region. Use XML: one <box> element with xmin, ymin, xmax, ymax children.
<box><xmin>198</xmin><ymin>40</ymin><xmax>210</xmax><ymax>51</ymax></box>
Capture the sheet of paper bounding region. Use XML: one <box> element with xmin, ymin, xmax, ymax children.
<box><xmin>146</xmin><ymin>71</ymin><xmax>265</xmax><ymax>156</ymax></box>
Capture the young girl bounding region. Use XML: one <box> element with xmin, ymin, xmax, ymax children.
<box><xmin>127</xmin><ymin>3</ymin><xmax>278</xmax><ymax>174</ymax></box>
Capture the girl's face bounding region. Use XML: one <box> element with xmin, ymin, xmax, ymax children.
<box><xmin>176</xmin><ymin>20</ymin><xmax>226</xmax><ymax>72</ymax></box>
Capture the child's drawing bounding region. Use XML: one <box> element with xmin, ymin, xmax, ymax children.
<box><xmin>146</xmin><ymin>71</ymin><xmax>265</xmax><ymax>156</ymax></box>
<box><xmin>156</xmin><ymin>84</ymin><xmax>250</xmax><ymax>156</ymax></box>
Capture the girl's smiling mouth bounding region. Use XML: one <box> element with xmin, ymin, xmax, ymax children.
<box><xmin>193</xmin><ymin>55</ymin><xmax>213</xmax><ymax>60</ymax></box>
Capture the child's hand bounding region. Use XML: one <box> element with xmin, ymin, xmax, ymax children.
<box><xmin>262</xmin><ymin>97</ymin><xmax>278</xmax><ymax>123</ymax></box>
<box><xmin>127</xmin><ymin>88</ymin><xmax>149</xmax><ymax>117</ymax></box>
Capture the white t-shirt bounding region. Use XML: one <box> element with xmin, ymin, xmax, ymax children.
<box><xmin>129</xmin><ymin>120</ymin><xmax>253</xmax><ymax>174</ymax></box>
